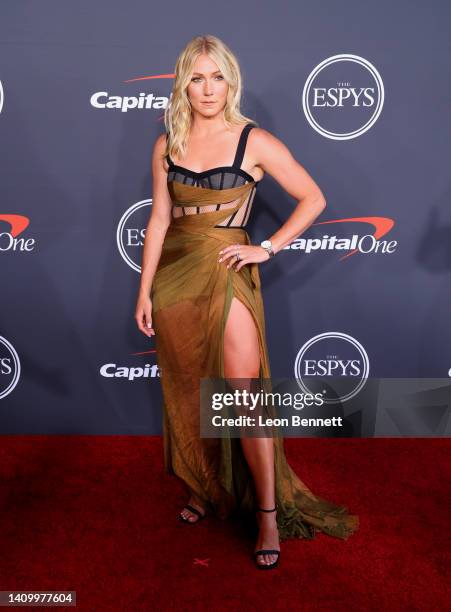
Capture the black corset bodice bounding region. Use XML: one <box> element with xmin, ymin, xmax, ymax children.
<box><xmin>166</xmin><ymin>123</ymin><xmax>258</xmax><ymax>228</ymax></box>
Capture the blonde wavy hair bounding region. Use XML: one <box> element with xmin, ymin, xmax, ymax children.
<box><xmin>163</xmin><ymin>34</ymin><xmax>257</xmax><ymax>163</ymax></box>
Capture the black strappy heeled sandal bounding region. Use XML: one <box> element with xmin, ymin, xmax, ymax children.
<box><xmin>254</xmin><ymin>506</ymin><xmax>280</xmax><ymax>570</ymax></box>
<box><xmin>179</xmin><ymin>503</ymin><xmax>206</xmax><ymax>524</ymax></box>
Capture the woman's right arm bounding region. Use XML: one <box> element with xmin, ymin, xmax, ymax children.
<box><xmin>135</xmin><ymin>133</ymin><xmax>172</xmax><ymax>337</ymax></box>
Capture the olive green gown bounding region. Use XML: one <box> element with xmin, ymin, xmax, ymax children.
<box><xmin>151</xmin><ymin>132</ymin><xmax>359</xmax><ymax>542</ymax></box>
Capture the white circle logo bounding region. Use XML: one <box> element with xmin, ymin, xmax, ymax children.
<box><xmin>117</xmin><ymin>199</ymin><xmax>152</xmax><ymax>272</ymax></box>
<box><xmin>302</xmin><ymin>54</ymin><xmax>384</xmax><ymax>140</ymax></box>
<box><xmin>294</xmin><ymin>331</ymin><xmax>370</xmax><ymax>403</ymax></box>
<box><xmin>0</xmin><ymin>336</ymin><xmax>21</xmax><ymax>400</ymax></box>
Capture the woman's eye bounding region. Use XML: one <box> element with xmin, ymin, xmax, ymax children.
<box><xmin>191</xmin><ymin>75</ymin><xmax>223</xmax><ymax>82</ymax></box>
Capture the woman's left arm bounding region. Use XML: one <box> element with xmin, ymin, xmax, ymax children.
<box><xmin>219</xmin><ymin>128</ymin><xmax>326</xmax><ymax>271</ymax></box>
<box><xmin>252</xmin><ymin>127</ymin><xmax>327</xmax><ymax>255</ymax></box>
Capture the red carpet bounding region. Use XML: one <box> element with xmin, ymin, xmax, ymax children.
<box><xmin>0</xmin><ymin>436</ymin><xmax>448</xmax><ymax>611</ymax></box>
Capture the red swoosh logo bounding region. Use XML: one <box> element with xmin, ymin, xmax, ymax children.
<box><xmin>124</xmin><ymin>73</ymin><xmax>175</xmax><ymax>83</ymax></box>
<box><xmin>312</xmin><ymin>216</ymin><xmax>395</xmax><ymax>260</ymax></box>
<box><xmin>0</xmin><ymin>214</ymin><xmax>30</xmax><ymax>236</ymax></box>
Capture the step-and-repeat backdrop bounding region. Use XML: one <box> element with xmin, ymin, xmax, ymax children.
<box><xmin>1</xmin><ymin>2</ymin><xmax>450</xmax><ymax>434</ymax></box>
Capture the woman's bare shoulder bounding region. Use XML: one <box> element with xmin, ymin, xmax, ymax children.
<box><xmin>249</xmin><ymin>126</ymin><xmax>282</xmax><ymax>147</ymax></box>
<box><xmin>153</xmin><ymin>132</ymin><xmax>167</xmax><ymax>152</ymax></box>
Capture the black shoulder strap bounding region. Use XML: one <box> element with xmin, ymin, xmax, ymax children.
<box><xmin>233</xmin><ymin>123</ymin><xmax>255</xmax><ymax>168</ymax></box>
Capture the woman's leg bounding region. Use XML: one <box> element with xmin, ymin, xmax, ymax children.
<box><xmin>224</xmin><ymin>296</ymin><xmax>280</xmax><ymax>567</ymax></box>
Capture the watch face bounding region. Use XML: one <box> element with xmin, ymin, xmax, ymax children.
<box><xmin>261</xmin><ymin>240</ymin><xmax>272</xmax><ymax>248</ymax></box>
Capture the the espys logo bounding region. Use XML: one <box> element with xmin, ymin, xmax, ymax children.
<box><xmin>117</xmin><ymin>200</ymin><xmax>152</xmax><ymax>272</ymax></box>
<box><xmin>0</xmin><ymin>215</ymin><xmax>36</xmax><ymax>252</ymax></box>
<box><xmin>294</xmin><ymin>332</ymin><xmax>370</xmax><ymax>403</ymax></box>
<box><xmin>285</xmin><ymin>216</ymin><xmax>396</xmax><ymax>260</ymax></box>
<box><xmin>302</xmin><ymin>54</ymin><xmax>384</xmax><ymax>140</ymax></box>
<box><xmin>0</xmin><ymin>80</ymin><xmax>4</xmax><ymax>114</ymax></box>
<box><xmin>90</xmin><ymin>73</ymin><xmax>174</xmax><ymax>112</ymax></box>
<box><xmin>0</xmin><ymin>336</ymin><xmax>21</xmax><ymax>400</ymax></box>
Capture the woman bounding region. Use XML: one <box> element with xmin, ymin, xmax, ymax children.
<box><xmin>135</xmin><ymin>34</ymin><xmax>359</xmax><ymax>570</ymax></box>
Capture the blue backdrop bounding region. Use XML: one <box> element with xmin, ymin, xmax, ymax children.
<box><xmin>1</xmin><ymin>1</ymin><xmax>450</xmax><ymax>434</ymax></box>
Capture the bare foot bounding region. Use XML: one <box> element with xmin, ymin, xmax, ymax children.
<box><xmin>254</xmin><ymin>509</ymin><xmax>280</xmax><ymax>567</ymax></box>
<box><xmin>179</xmin><ymin>497</ymin><xmax>206</xmax><ymax>523</ymax></box>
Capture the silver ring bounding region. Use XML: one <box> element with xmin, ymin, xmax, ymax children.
<box><xmin>235</xmin><ymin>251</ymin><xmax>242</xmax><ymax>261</ymax></box>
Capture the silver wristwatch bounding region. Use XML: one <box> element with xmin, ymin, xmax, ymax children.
<box><xmin>260</xmin><ymin>239</ymin><xmax>275</xmax><ymax>258</ymax></box>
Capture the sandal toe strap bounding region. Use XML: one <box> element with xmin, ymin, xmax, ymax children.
<box><xmin>183</xmin><ymin>504</ymin><xmax>204</xmax><ymax>518</ymax></box>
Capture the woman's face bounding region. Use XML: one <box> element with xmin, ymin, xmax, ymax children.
<box><xmin>186</xmin><ymin>53</ymin><xmax>229</xmax><ymax>118</ymax></box>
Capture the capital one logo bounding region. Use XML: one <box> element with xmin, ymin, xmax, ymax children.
<box><xmin>0</xmin><ymin>336</ymin><xmax>21</xmax><ymax>400</ymax></box>
<box><xmin>117</xmin><ymin>199</ymin><xmax>152</xmax><ymax>272</ymax></box>
<box><xmin>302</xmin><ymin>54</ymin><xmax>384</xmax><ymax>140</ymax></box>
<box><xmin>294</xmin><ymin>332</ymin><xmax>370</xmax><ymax>403</ymax></box>
<box><xmin>285</xmin><ymin>216</ymin><xmax>397</xmax><ymax>260</ymax></box>
<box><xmin>90</xmin><ymin>73</ymin><xmax>173</xmax><ymax>112</ymax></box>
<box><xmin>0</xmin><ymin>214</ymin><xmax>35</xmax><ymax>252</ymax></box>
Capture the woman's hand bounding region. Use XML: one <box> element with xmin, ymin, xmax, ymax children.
<box><xmin>218</xmin><ymin>244</ymin><xmax>269</xmax><ymax>272</ymax></box>
<box><xmin>135</xmin><ymin>292</ymin><xmax>155</xmax><ymax>337</ymax></box>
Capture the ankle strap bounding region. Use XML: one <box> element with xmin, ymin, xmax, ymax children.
<box><xmin>257</xmin><ymin>506</ymin><xmax>277</xmax><ymax>513</ymax></box>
